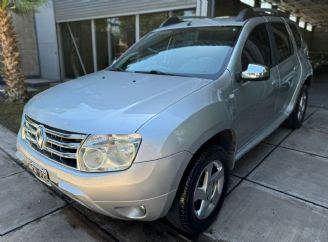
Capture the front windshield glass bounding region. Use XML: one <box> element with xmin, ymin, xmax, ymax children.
<box><xmin>110</xmin><ymin>26</ymin><xmax>241</xmax><ymax>79</ymax></box>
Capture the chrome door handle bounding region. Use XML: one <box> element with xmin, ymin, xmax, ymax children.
<box><xmin>272</xmin><ymin>80</ymin><xmax>279</xmax><ymax>87</ymax></box>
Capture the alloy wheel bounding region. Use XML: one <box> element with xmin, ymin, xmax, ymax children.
<box><xmin>193</xmin><ymin>160</ymin><xmax>225</xmax><ymax>220</ymax></box>
<box><xmin>297</xmin><ymin>90</ymin><xmax>308</xmax><ymax>121</ymax></box>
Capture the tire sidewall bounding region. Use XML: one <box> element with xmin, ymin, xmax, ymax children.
<box><xmin>298</xmin><ymin>85</ymin><xmax>309</xmax><ymax>123</ymax></box>
<box><xmin>182</xmin><ymin>146</ymin><xmax>229</xmax><ymax>232</ymax></box>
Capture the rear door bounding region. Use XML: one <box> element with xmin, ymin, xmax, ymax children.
<box><xmin>268</xmin><ymin>20</ymin><xmax>302</xmax><ymax>114</ymax></box>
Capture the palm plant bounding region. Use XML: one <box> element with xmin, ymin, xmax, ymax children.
<box><xmin>0</xmin><ymin>0</ymin><xmax>46</xmax><ymax>102</ymax></box>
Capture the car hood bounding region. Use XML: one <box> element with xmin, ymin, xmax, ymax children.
<box><xmin>24</xmin><ymin>71</ymin><xmax>211</xmax><ymax>134</ymax></box>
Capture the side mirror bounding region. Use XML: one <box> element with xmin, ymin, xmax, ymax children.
<box><xmin>241</xmin><ymin>64</ymin><xmax>270</xmax><ymax>81</ymax></box>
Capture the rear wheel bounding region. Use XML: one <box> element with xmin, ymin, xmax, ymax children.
<box><xmin>284</xmin><ymin>84</ymin><xmax>308</xmax><ymax>129</ymax></box>
<box><xmin>167</xmin><ymin>145</ymin><xmax>229</xmax><ymax>234</ymax></box>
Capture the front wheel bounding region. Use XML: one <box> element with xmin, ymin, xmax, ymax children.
<box><xmin>167</xmin><ymin>145</ymin><xmax>229</xmax><ymax>234</ymax></box>
<box><xmin>284</xmin><ymin>84</ymin><xmax>309</xmax><ymax>129</ymax></box>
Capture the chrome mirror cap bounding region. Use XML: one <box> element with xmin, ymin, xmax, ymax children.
<box><xmin>241</xmin><ymin>63</ymin><xmax>270</xmax><ymax>81</ymax></box>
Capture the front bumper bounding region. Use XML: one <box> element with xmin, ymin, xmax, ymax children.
<box><xmin>17</xmin><ymin>134</ymin><xmax>192</xmax><ymax>221</ymax></box>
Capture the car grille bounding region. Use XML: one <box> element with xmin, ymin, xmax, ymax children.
<box><xmin>23</xmin><ymin>115</ymin><xmax>87</xmax><ymax>169</ymax></box>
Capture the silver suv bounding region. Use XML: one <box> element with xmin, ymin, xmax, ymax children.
<box><xmin>16</xmin><ymin>8</ymin><xmax>312</xmax><ymax>234</ymax></box>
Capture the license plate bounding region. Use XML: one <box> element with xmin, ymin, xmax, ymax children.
<box><xmin>29</xmin><ymin>162</ymin><xmax>52</xmax><ymax>186</ymax></box>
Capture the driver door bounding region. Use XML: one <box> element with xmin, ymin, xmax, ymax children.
<box><xmin>233</xmin><ymin>23</ymin><xmax>280</xmax><ymax>149</ymax></box>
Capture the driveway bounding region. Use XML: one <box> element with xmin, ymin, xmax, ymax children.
<box><xmin>0</xmin><ymin>90</ymin><xmax>328</xmax><ymax>241</ymax></box>
<box><xmin>206</xmin><ymin>107</ymin><xmax>328</xmax><ymax>241</ymax></box>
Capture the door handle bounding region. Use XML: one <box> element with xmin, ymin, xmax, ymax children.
<box><xmin>272</xmin><ymin>80</ymin><xmax>279</xmax><ymax>87</ymax></box>
<box><xmin>293</xmin><ymin>66</ymin><xmax>297</xmax><ymax>71</ymax></box>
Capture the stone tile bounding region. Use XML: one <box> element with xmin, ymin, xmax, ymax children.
<box><xmin>73</xmin><ymin>203</ymin><xmax>189</xmax><ymax>242</ymax></box>
<box><xmin>263</xmin><ymin>127</ymin><xmax>292</xmax><ymax>146</ymax></box>
<box><xmin>0</xmin><ymin>172</ymin><xmax>66</xmax><ymax>235</ymax></box>
<box><xmin>281</xmin><ymin>127</ymin><xmax>328</xmax><ymax>158</ymax></box>
<box><xmin>232</xmin><ymin>144</ymin><xmax>275</xmax><ymax>177</ymax></box>
<box><xmin>304</xmin><ymin>108</ymin><xmax>328</xmax><ymax>133</ymax></box>
<box><xmin>228</xmin><ymin>176</ymin><xmax>241</xmax><ymax>193</ymax></box>
<box><xmin>207</xmin><ymin>181</ymin><xmax>328</xmax><ymax>242</ymax></box>
<box><xmin>1</xmin><ymin>207</ymin><xmax>114</xmax><ymax>242</ymax></box>
<box><xmin>249</xmin><ymin>147</ymin><xmax>328</xmax><ymax>207</ymax></box>
<box><xmin>0</xmin><ymin>150</ymin><xmax>23</xmax><ymax>179</ymax></box>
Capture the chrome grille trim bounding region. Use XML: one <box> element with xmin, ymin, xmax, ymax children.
<box><xmin>46</xmin><ymin>137</ymin><xmax>81</xmax><ymax>149</ymax></box>
<box><xmin>45</xmin><ymin>128</ymin><xmax>86</xmax><ymax>140</ymax></box>
<box><xmin>23</xmin><ymin>115</ymin><xmax>87</xmax><ymax>169</ymax></box>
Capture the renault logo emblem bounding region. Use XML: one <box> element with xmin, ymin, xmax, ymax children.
<box><xmin>35</xmin><ymin>125</ymin><xmax>47</xmax><ymax>150</ymax></box>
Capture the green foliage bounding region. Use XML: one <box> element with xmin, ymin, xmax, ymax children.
<box><xmin>0</xmin><ymin>0</ymin><xmax>47</xmax><ymax>13</ymax></box>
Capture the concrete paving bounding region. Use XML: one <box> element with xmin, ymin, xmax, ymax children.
<box><xmin>1</xmin><ymin>208</ymin><xmax>115</xmax><ymax>242</ymax></box>
<box><xmin>304</xmin><ymin>108</ymin><xmax>328</xmax><ymax>133</ymax></box>
<box><xmin>249</xmin><ymin>147</ymin><xmax>328</xmax><ymax>207</ymax></box>
<box><xmin>232</xmin><ymin>143</ymin><xmax>275</xmax><ymax>177</ymax></box>
<box><xmin>281</xmin><ymin>127</ymin><xmax>328</xmax><ymax>158</ymax></box>
<box><xmin>309</xmin><ymin>73</ymin><xmax>328</xmax><ymax>108</ymax></box>
<box><xmin>0</xmin><ymin>171</ymin><xmax>66</xmax><ymax>235</ymax></box>
<box><xmin>0</xmin><ymin>150</ymin><xmax>23</xmax><ymax>179</ymax></box>
<box><xmin>207</xmin><ymin>182</ymin><xmax>328</xmax><ymax>242</ymax></box>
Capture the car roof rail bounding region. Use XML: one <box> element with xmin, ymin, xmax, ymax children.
<box><xmin>236</xmin><ymin>7</ymin><xmax>288</xmax><ymax>21</ymax></box>
<box><xmin>159</xmin><ymin>16</ymin><xmax>209</xmax><ymax>28</ymax></box>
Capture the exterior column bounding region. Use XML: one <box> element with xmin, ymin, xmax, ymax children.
<box><xmin>196</xmin><ymin>0</ymin><xmax>209</xmax><ymax>16</ymax></box>
<box><xmin>135</xmin><ymin>14</ymin><xmax>140</xmax><ymax>42</ymax></box>
<box><xmin>91</xmin><ymin>19</ymin><xmax>97</xmax><ymax>72</ymax></box>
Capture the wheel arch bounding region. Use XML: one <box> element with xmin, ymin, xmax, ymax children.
<box><xmin>303</xmin><ymin>75</ymin><xmax>313</xmax><ymax>88</ymax></box>
<box><xmin>179</xmin><ymin>129</ymin><xmax>237</xmax><ymax>186</ymax></box>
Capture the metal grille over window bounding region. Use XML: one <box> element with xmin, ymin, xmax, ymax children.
<box><xmin>23</xmin><ymin>116</ymin><xmax>86</xmax><ymax>169</ymax></box>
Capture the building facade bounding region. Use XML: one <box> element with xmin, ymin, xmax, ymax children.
<box><xmin>34</xmin><ymin>0</ymin><xmax>213</xmax><ymax>81</ymax></box>
<box><xmin>32</xmin><ymin>0</ymin><xmax>316</xmax><ymax>81</ymax></box>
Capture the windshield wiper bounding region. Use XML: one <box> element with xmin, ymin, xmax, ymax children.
<box><xmin>133</xmin><ymin>70</ymin><xmax>186</xmax><ymax>77</ymax></box>
<box><xmin>108</xmin><ymin>67</ymin><xmax>125</xmax><ymax>72</ymax></box>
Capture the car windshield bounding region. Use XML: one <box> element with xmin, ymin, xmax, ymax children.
<box><xmin>109</xmin><ymin>26</ymin><xmax>241</xmax><ymax>79</ymax></box>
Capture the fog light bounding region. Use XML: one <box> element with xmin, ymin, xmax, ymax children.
<box><xmin>115</xmin><ymin>206</ymin><xmax>147</xmax><ymax>219</ymax></box>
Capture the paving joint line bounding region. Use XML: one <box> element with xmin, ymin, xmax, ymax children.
<box><xmin>227</xmin><ymin>125</ymin><xmax>295</xmax><ymax>196</ymax></box>
<box><xmin>278</xmin><ymin>145</ymin><xmax>328</xmax><ymax>160</ymax></box>
<box><xmin>244</xmin><ymin>178</ymin><xmax>328</xmax><ymax>211</ymax></box>
<box><xmin>0</xmin><ymin>204</ymin><xmax>69</xmax><ymax>237</ymax></box>
<box><xmin>0</xmin><ymin>171</ymin><xmax>25</xmax><ymax>181</ymax></box>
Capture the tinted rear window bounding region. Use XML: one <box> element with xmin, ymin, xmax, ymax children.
<box><xmin>271</xmin><ymin>23</ymin><xmax>293</xmax><ymax>63</ymax></box>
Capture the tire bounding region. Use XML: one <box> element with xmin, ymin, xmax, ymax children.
<box><xmin>284</xmin><ymin>84</ymin><xmax>309</xmax><ymax>129</ymax></box>
<box><xmin>167</xmin><ymin>145</ymin><xmax>229</xmax><ymax>234</ymax></box>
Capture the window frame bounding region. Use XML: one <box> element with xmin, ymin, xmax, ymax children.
<box><xmin>268</xmin><ymin>21</ymin><xmax>294</xmax><ymax>65</ymax></box>
<box><xmin>288</xmin><ymin>23</ymin><xmax>303</xmax><ymax>50</ymax></box>
<box><xmin>240</xmin><ymin>23</ymin><xmax>276</xmax><ymax>71</ymax></box>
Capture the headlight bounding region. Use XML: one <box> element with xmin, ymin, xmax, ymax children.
<box><xmin>78</xmin><ymin>134</ymin><xmax>142</xmax><ymax>172</ymax></box>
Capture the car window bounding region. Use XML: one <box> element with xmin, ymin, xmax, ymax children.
<box><xmin>289</xmin><ymin>23</ymin><xmax>302</xmax><ymax>50</ymax></box>
<box><xmin>271</xmin><ymin>23</ymin><xmax>293</xmax><ymax>62</ymax></box>
<box><xmin>110</xmin><ymin>27</ymin><xmax>241</xmax><ymax>80</ymax></box>
<box><xmin>241</xmin><ymin>24</ymin><xmax>272</xmax><ymax>70</ymax></box>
